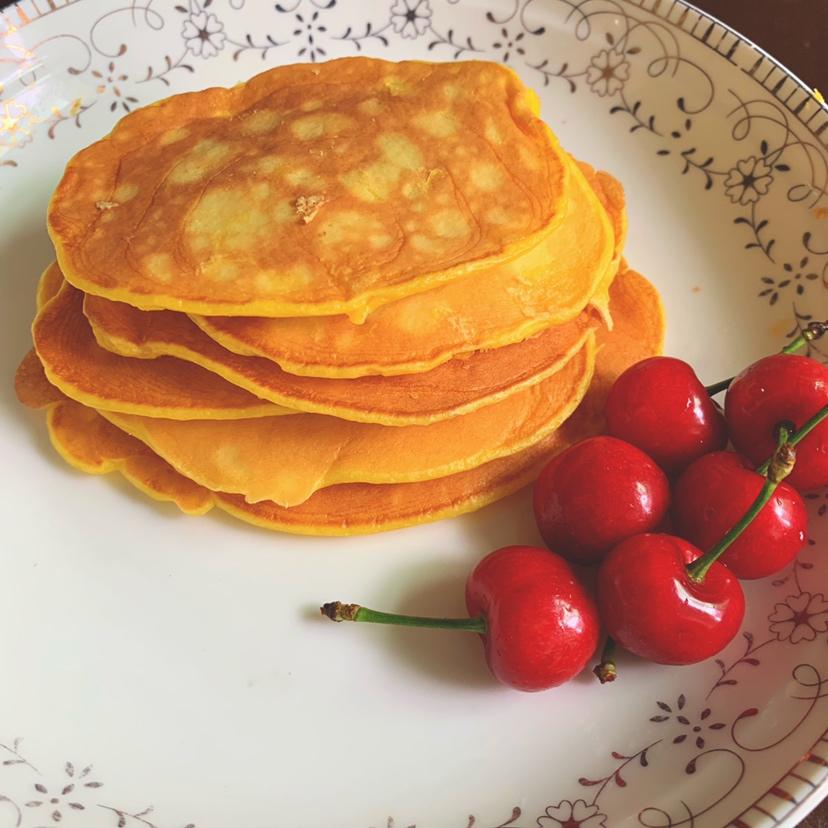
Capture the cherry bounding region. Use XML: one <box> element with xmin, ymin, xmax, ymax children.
<box><xmin>725</xmin><ymin>354</ymin><xmax>828</xmax><ymax>492</ymax></box>
<box><xmin>595</xmin><ymin>435</ymin><xmax>807</xmax><ymax>672</ymax></box>
<box><xmin>465</xmin><ymin>545</ymin><xmax>600</xmax><ymax>690</ymax></box>
<box><xmin>322</xmin><ymin>545</ymin><xmax>600</xmax><ymax>692</ymax></box>
<box><xmin>533</xmin><ymin>436</ymin><xmax>670</xmax><ymax>565</ymax></box>
<box><xmin>596</xmin><ymin>533</ymin><xmax>745</xmax><ymax>665</ymax></box>
<box><xmin>605</xmin><ymin>356</ymin><xmax>727</xmax><ymax>474</ymax></box>
<box><xmin>673</xmin><ymin>451</ymin><xmax>807</xmax><ymax>580</ymax></box>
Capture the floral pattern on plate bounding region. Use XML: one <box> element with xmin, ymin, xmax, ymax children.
<box><xmin>0</xmin><ymin>1</ymin><xmax>826</xmax><ymax>826</ymax></box>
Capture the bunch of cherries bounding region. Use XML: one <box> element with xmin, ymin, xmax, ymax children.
<box><xmin>323</xmin><ymin>323</ymin><xmax>828</xmax><ymax>692</ymax></box>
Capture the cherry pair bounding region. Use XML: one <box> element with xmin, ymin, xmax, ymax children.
<box><xmin>603</xmin><ymin>322</ymin><xmax>828</xmax><ymax>491</ymax></box>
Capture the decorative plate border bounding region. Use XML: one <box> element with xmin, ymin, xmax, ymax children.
<box><xmin>620</xmin><ymin>4</ymin><xmax>828</xmax><ymax>825</ymax></box>
<box><xmin>2</xmin><ymin>0</ymin><xmax>826</xmax><ymax>352</ymax></box>
<box><xmin>0</xmin><ymin>1</ymin><xmax>826</xmax><ymax>826</ymax></box>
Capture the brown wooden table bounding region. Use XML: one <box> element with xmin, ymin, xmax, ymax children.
<box><xmin>684</xmin><ymin>6</ymin><xmax>826</xmax><ymax>826</ymax></box>
<box><xmin>690</xmin><ymin>0</ymin><xmax>826</xmax><ymax>92</ymax></box>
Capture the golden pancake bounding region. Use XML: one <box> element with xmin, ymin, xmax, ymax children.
<box><xmin>15</xmin><ymin>348</ymin><xmax>65</xmax><ymax>410</ymax></box>
<box><xmin>47</xmin><ymin>400</ymin><xmax>213</xmax><ymax>515</ymax></box>
<box><xmin>598</xmin><ymin>170</ymin><xmax>627</xmax><ymax>267</ymax></box>
<box><xmin>33</xmin><ymin>267</ymin><xmax>290</xmax><ymax>420</ymax></box>
<box><xmin>581</xmin><ymin>164</ymin><xmax>628</xmax><ymax>329</ymax></box>
<box><xmin>193</xmin><ymin>156</ymin><xmax>614</xmax><ymax>378</ymax></box>
<box><xmin>37</xmin><ymin>261</ymin><xmax>66</xmax><ymax>310</ymax></box>
<box><xmin>48</xmin><ymin>58</ymin><xmax>570</xmax><ymax>321</ymax></box>
<box><xmin>578</xmin><ymin>163</ymin><xmax>627</xmax><ymax>269</ymax></box>
<box><xmin>34</xmin><ymin>269</ymin><xmax>663</xmax><ymax>535</ymax></box>
<box><xmin>97</xmin><ymin>337</ymin><xmax>595</xmax><ymax>507</ymax></box>
<box><xmin>84</xmin><ymin>277</ymin><xmax>595</xmax><ymax>426</ymax></box>
<box><xmin>48</xmin><ymin>395</ymin><xmax>585</xmax><ymax>530</ymax></box>
<box><xmin>222</xmin><ymin>268</ymin><xmax>663</xmax><ymax>532</ymax></box>
<box><xmin>12</xmin><ymin>344</ymin><xmax>194</xmax><ymax>508</ymax></box>
<box><xmin>15</xmin><ymin>269</ymin><xmax>67</xmax><ymax>410</ymax></box>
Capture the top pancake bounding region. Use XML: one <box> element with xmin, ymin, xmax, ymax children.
<box><xmin>192</xmin><ymin>156</ymin><xmax>615</xmax><ymax>378</ymax></box>
<box><xmin>48</xmin><ymin>58</ymin><xmax>569</xmax><ymax>320</ymax></box>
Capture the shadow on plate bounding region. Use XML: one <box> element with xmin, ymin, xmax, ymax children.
<box><xmin>0</xmin><ymin>218</ymin><xmax>52</xmax><ymax>419</ymax></box>
<box><xmin>458</xmin><ymin>485</ymin><xmax>546</xmax><ymax>554</ymax></box>
<box><xmin>344</xmin><ymin>557</ymin><xmax>500</xmax><ymax>691</ymax></box>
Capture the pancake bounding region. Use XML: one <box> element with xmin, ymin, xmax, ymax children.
<box><xmin>15</xmin><ymin>348</ymin><xmax>65</xmax><ymax>411</ymax></box>
<box><xmin>597</xmin><ymin>170</ymin><xmax>627</xmax><ymax>268</ymax></box>
<box><xmin>15</xmin><ymin>267</ymin><xmax>75</xmax><ymax>410</ymax></box>
<box><xmin>47</xmin><ymin>395</ymin><xmax>589</xmax><ymax>530</ymax></box>
<box><xmin>48</xmin><ymin>58</ymin><xmax>570</xmax><ymax>321</ymax></box>
<box><xmin>97</xmin><ymin>336</ymin><xmax>595</xmax><ymax>507</ymax></box>
<box><xmin>37</xmin><ymin>260</ymin><xmax>66</xmax><ymax>309</ymax></box>
<box><xmin>84</xmin><ymin>275</ymin><xmax>595</xmax><ymax>426</ymax></box>
<box><xmin>582</xmin><ymin>164</ymin><xmax>628</xmax><ymax>329</ymax></box>
<box><xmin>14</xmin><ymin>355</ymin><xmax>212</xmax><ymax>516</ymax></box>
<box><xmin>33</xmin><ymin>266</ymin><xmax>290</xmax><ymax>420</ymax></box>
<box><xmin>32</xmin><ymin>269</ymin><xmax>664</xmax><ymax>535</ymax></box>
<box><xmin>193</xmin><ymin>156</ymin><xmax>614</xmax><ymax>378</ymax></box>
<box><xmin>47</xmin><ymin>400</ymin><xmax>213</xmax><ymax>515</ymax></box>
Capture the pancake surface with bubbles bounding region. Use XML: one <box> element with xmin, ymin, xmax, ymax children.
<box><xmin>49</xmin><ymin>58</ymin><xmax>569</xmax><ymax>321</ymax></box>
<box><xmin>192</xmin><ymin>157</ymin><xmax>614</xmax><ymax>378</ymax></box>
<box><xmin>15</xmin><ymin>56</ymin><xmax>666</xmax><ymax>537</ymax></box>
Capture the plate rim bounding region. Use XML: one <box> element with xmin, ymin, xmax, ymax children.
<box><xmin>627</xmin><ymin>1</ymin><xmax>828</xmax><ymax>823</ymax></box>
<box><xmin>1</xmin><ymin>0</ymin><xmax>826</xmax><ymax>824</ymax></box>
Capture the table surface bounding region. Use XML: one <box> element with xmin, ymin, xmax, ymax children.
<box><xmin>0</xmin><ymin>0</ymin><xmax>825</xmax><ymax>824</ymax></box>
<box><xmin>687</xmin><ymin>5</ymin><xmax>827</xmax><ymax>826</ymax></box>
<box><xmin>692</xmin><ymin>0</ymin><xmax>826</xmax><ymax>92</ymax></box>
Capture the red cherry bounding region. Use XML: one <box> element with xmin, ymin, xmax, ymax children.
<box><xmin>673</xmin><ymin>451</ymin><xmax>807</xmax><ymax>580</ymax></box>
<box><xmin>465</xmin><ymin>545</ymin><xmax>600</xmax><ymax>691</ymax></box>
<box><xmin>725</xmin><ymin>354</ymin><xmax>828</xmax><ymax>491</ymax></box>
<box><xmin>322</xmin><ymin>545</ymin><xmax>599</xmax><ymax>692</ymax></box>
<box><xmin>596</xmin><ymin>534</ymin><xmax>745</xmax><ymax>665</ymax></box>
<box><xmin>605</xmin><ymin>357</ymin><xmax>728</xmax><ymax>474</ymax></box>
<box><xmin>533</xmin><ymin>436</ymin><xmax>670</xmax><ymax>565</ymax></box>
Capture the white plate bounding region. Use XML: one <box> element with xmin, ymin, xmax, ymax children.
<box><xmin>1</xmin><ymin>1</ymin><xmax>827</xmax><ymax>826</ymax></box>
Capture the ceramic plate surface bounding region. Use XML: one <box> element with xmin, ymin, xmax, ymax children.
<box><xmin>1</xmin><ymin>1</ymin><xmax>827</xmax><ymax>826</ymax></box>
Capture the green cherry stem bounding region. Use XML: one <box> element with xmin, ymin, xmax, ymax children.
<box><xmin>704</xmin><ymin>320</ymin><xmax>828</xmax><ymax>397</ymax></box>
<box><xmin>781</xmin><ymin>320</ymin><xmax>828</xmax><ymax>354</ymax></box>
<box><xmin>756</xmin><ymin>402</ymin><xmax>828</xmax><ymax>476</ymax></box>
<box><xmin>687</xmin><ymin>402</ymin><xmax>828</xmax><ymax>583</ymax></box>
<box><xmin>686</xmin><ymin>436</ymin><xmax>800</xmax><ymax>584</ymax></box>
<box><xmin>320</xmin><ymin>601</ymin><xmax>487</xmax><ymax>634</ymax></box>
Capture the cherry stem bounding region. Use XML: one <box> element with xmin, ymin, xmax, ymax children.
<box><xmin>320</xmin><ymin>601</ymin><xmax>487</xmax><ymax>634</ymax></box>
<box><xmin>782</xmin><ymin>320</ymin><xmax>828</xmax><ymax>354</ymax></box>
<box><xmin>684</xmin><ymin>407</ymin><xmax>828</xmax><ymax>582</ymax></box>
<box><xmin>756</xmin><ymin>402</ymin><xmax>828</xmax><ymax>476</ymax></box>
<box><xmin>593</xmin><ymin>637</ymin><xmax>618</xmax><ymax>684</ymax></box>
<box><xmin>704</xmin><ymin>320</ymin><xmax>828</xmax><ymax>397</ymax></box>
<box><xmin>704</xmin><ymin>377</ymin><xmax>732</xmax><ymax>397</ymax></box>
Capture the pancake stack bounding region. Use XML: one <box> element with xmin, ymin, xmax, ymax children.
<box><xmin>15</xmin><ymin>58</ymin><xmax>664</xmax><ymax>535</ymax></box>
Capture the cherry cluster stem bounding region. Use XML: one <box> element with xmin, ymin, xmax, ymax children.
<box><xmin>685</xmin><ymin>404</ymin><xmax>828</xmax><ymax>583</ymax></box>
<box><xmin>756</xmin><ymin>402</ymin><xmax>828</xmax><ymax>476</ymax></box>
<box><xmin>685</xmin><ymin>443</ymin><xmax>795</xmax><ymax>582</ymax></box>
<box><xmin>320</xmin><ymin>601</ymin><xmax>487</xmax><ymax>634</ymax></box>
<box><xmin>704</xmin><ymin>320</ymin><xmax>828</xmax><ymax>397</ymax></box>
<box><xmin>704</xmin><ymin>376</ymin><xmax>733</xmax><ymax>397</ymax></box>
<box><xmin>782</xmin><ymin>320</ymin><xmax>828</xmax><ymax>354</ymax></box>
